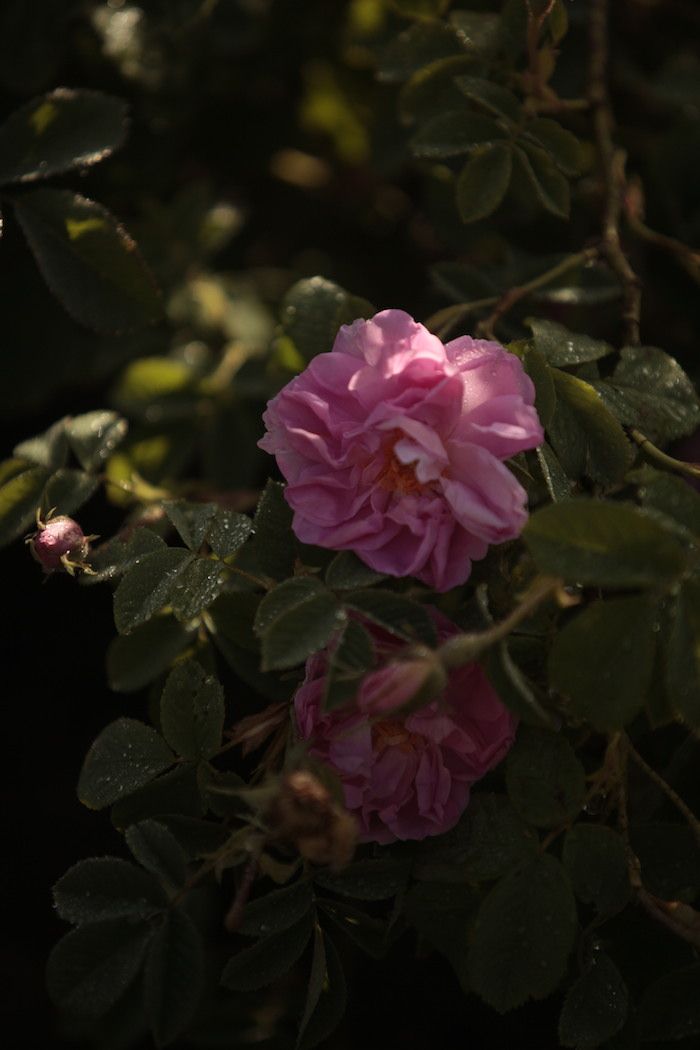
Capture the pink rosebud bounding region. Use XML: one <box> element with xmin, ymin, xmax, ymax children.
<box><xmin>294</xmin><ymin>610</ymin><xmax>517</xmax><ymax>844</ymax></box>
<box><xmin>29</xmin><ymin>515</ymin><xmax>91</xmax><ymax>574</ymax></box>
<box><xmin>259</xmin><ymin>309</ymin><xmax>543</xmax><ymax>591</ymax></box>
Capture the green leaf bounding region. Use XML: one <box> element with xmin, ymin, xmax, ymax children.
<box><xmin>251</xmin><ymin>480</ymin><xmax>295</xmax><ymax>579</ymax></box>
<box><xmin>46</xmin><ymin>920</ymin><xmax>151</xmax><ymax>1019</ymax></box>
<box><xmin>53</xmin><ymin>857</ymin><xmax>167</xmax><ymax>925</ymax></box>
<box><xmin>404</xmin><ymin>881</ymin><xmax>479</xmax><ymax>976</ymax></box>
<box><xmin>112</xmin><ymin>357</ymin><xmax>197</xmax><ymax>413</ymax></box>
<box><xmin>549</xmin><ymin>596</ymin><xmax>658</xmax><ymax>730</ymax></box>
<box><xmin>547</xmin><ymin>369</ymin><xmax>633</xmax><ymax>486</ymax></box>
<box><xmin>324</xmin><ymin>619</ymin><xmax>375</xmax><ymax>710</ymax></box>
<box><xmin>514</xmin><ymin>143</ymin><xmax>570</xmax><ymax>218</ymax></box>
<box><xmin>325</xmin><ymin>551</ymin><xmax>386</xmax><ymax>591</ymax></box>
<box><xmin>107</xmin><ymin>616</ymin><xmax>193</xmax><ymax>694</ymax></box>
<box><xmin>280</xmin><ymin>276</ymin><xmax>373</xmax><ymax>364</ymax></box>
<box><xmin>297</xmin><ymin>924</ymin><xmax>326</xmax><ymax>1047</ymax></box>
<box><xmin>14</xmin><ymin>419</ymin><xmax>68</xmax><ymax>470</ymax></box>
<box><xmin>221</xmin><ymin>912</ymin><xmax>313</xmax><ymax>991</ymax></box>
<box><xmin>298</xmin><ymin>933</ymin><xmax>347</xmax><ymax>1050</ymax></box>
<box><xmin>522</xmin><ymin>118</ymin><xmax>581</xmax><ymax>175</ymax></box>
<box><xmin>486</xmin><ymin>640</ymin><xmax>555</xmax><ymax>728</ymax></box>
<box><xmin>593</xmin><ymin>346</ymin><xmax>700</xmax><ymax>444</ymax></box>
<box><xmin>163</xmin><ymin>500</ymin><xmax>217</xmax><ymax>551</ymax></box>
<box><xmin>255</xmin><ymin>577</ymin><xmax>342</xmax><ymax>671</ymax></box>
<box><xmin>343</xmin><ymin>589</ymin><xmax>437</xmax><ymax>646</ymax></box>
<box><xmin>314</xmin><ymin>858</ymin><xmax>410</xmax><ymax>901</ymax></box>
<box><xmin>377</xmin><ymin>22</ymin><xmax>462</xmax><ymax>83</ymax></box>
<box><xmin>0</xmin><ymin>459</ymin><xmax>49</xmax><ymax>547</ymax></box>
<box><xmin>239</xmin><ymin>880</ymin><xmax>314</xmax><ymax>937</ymax></box>
<box><xmin>113</xmin><ymin>548</ymin><xmax>194</xmax><ymax>634</ymax></box>
<box><xmin>666</xmin><ymin>580</ymin><xmax>700</xmax><ymax>726</ymax></box>
<box><xmin>160</xmin><ymin>660</ymin><xmax>224</xmax><ymax>760</ymax></box>
<box><xmin>144</xmin><ymin>910</ymin><xmax>205</xmax><ymax>1047</ymax></box>
<box><xmin>169</xmin><ymin>557</ymin><xmax>225</xmax><ymax>622</ymax></box>
<box><xmin>637</xmin><ymin>964</ymin><xmax>700</xmax><ymax>1042</ymax></box>
<box><xmin>0</xmin><ymin>88</ymin><xmax>127</xmax><ymax>185</ymax></box>
<box><xmin>411</xmin><ymin>111</ymin><xmax>507</xmax><ymax>159</ymax></box>
<box><xmin>399</xmin><ymin>54</ymin><xmax>474</xmax><ymax>125</ymax></box>
<box><xmin>456</xmin><ymin>143</ymin><xmax>513</xmax><ymax>223</ymax></box>
<box><xmin>455</xmin><ymin>76</ymin><xmax>521</xmax><ymax>122</ymax></box>
<box><xmin>110</xmin><ymin>764</ymin><xmax>204</xmax><ymax>830</ymax></box>
<box><xmin>78</xmin><ymin>718</ymin><xmax>174</xmax><ymax>810</ymax></box>
<box><xmin>522</xmin><ymin>346</ymin><xmax>556</xmax><ymax>427</ymax></box>
<box><xmin>524</xmin><ymin>500</ymin><xmax>689</xmax><ymax>587</ymax></box>
<box><xmin>527</xmin><ymin>319</ymin><xmax>613</xmax><ymax>367</ymax></box>
<box><xmin>639</xmin><ymin>473</ymin><xmax>700</xmax><ymax>538</ymax></box>
<box><xmin>505</xmin><ymin>726</ymin><xmax>585</xmax><ymax>828</ymax></box>
<box><xmin>67</xmin><ymin>410</ymin><xmax>128</xmax><ymax>472</ymax></box>
<box><xmin>84</xmin><ymin>527</ymin><xmax>166</xmax><ymax>585</ymax></box>
<box><xmin>14</xmin><ymin>188</ymin><xmax>162</xmax><ymax>333</ymax></box>
<box><xmin>43</xmin><ymin>468</ymin><xmax>99</xmax><ymax>517</ymax></box>
<box><xmin>419</xmin><ymin>793</ymin><xmax>538</xmax><ymax>882</ymax></box>
<box><xmin>562</xmin><ymin>825</ymin><xmax>630</xmax><ymax>917</ymax></box>
<box><xmin>467</xmin><ymin>854</ymin><xmax>577</xmax><ymax>1012</ymax></box>
<box><xmin>535</xmin><ymin>443</ymin><xmax>572</xmax><ymax>502</ymax></box>
<box><xmin>125</xmin><ymin>820</ymin><xmax>188</xmax><ymax>889</ymax></box>
<box><xmin>559</xmin><ymin>953</ymin><xmax>629</xmax><ymax>1049</ymax></box>
<box><xmin>207</xmin><ymin>509</ymin><xmax>253</xmax><ymax>558</ymax></box>
<box><xmin>317</xmin><ymin>899</ymin><xmax>391</xmax><ymax>959</ymax></box>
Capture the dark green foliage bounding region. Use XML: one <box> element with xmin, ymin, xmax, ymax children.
<box><xmin>143</xmin><ymin>910</ymin><xmax>205</xmax><ymax>1046</ymax></box>
<box><xmin>0</xmin><ymin>88</ymin><xmax>127</xmax><ymax>184</ymax></box>
<box><xmin>14</xmin><ymin>190</ymin><xmax>162</xmax><ymax>332</ymax></box>
<box><xmin>505</xmin><ymin>727</ymin><xmax>586</xmax><ymax>828</ymax></box>
<box><xmin>47</xmin><ymin>920</ymin><xmax>152</xmax><ymax>1019</ymax></box>
<box><xmin>78</xmin><ymin>718</ymin><xmax>174</xmax><ymax>810</ymax></box>
<box><xmin>467</xmin><ymin>854</ymin><xmax>577</xmax><ymax>1012</ymax></box>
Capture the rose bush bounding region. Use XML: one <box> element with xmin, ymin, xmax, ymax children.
<box><xmin>260</xmin><ymin>310</ymin><xmax>543</xmax><ymax>590</ymax></box>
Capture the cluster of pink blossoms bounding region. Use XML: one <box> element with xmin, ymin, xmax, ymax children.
<box><xmin>259</xmin><ymin>309</ymin><xmax>543</xmax><ymax>843</ymax></box>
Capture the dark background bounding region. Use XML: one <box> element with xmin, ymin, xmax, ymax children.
<box><xmin>2</xmin><ymin>1</ymin><xmax>700</xmax><ymax>1047</ymax></box>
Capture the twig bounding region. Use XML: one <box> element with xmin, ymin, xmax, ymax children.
<box><xmin>588</xmin><ymin>0</ymin><xmax>642</xmax><ymax>346</ymax></box>
<box><xmin>614</xmin><ymin>735</ymin><xmax>700</xmax><ymax>950</ymax></box>
<box><xmin>439</xmin><ymin>575</ymin><xmax>565</xmax><ymax>670</ymax></box>
<box><xmin>476</xmin><ymin>248</ymin><xmax>598</xmax><ymax>339</ymax></box>
<box><xmin>623</xmin><ymin>180</ymin><xmax>700</xmax><ymax>286</ymax></box>
<box><xmin>425</xmin><ymin>297</ymin><xmax>498</xmax><ymax>340</ymax></box>
<box><xmin>625</xmin><ymin>734</ymin><xmax>700</xmax><ymax>846</ymax></box>
<box><xmin>524</xmin><ymin>0</ymin><xmax>557</xmax><ymax>103</ymax></box>
<box><xmin>629</xmin><ymin>428</ymin><xmax>700</xmax><ymax>482</ymax></box>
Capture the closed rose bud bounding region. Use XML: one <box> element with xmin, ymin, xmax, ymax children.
<box><xmin>359</xmin><ymin>647</ymin><xmax>448</xmax><ymax>716</ymax></box>
<box><xmin>28</xmin><ymin>515</ymin><xmax>92</xmax><ymax>575</ymax></box>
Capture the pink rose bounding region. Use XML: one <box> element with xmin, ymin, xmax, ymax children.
<box><xmin>294</xmin><ymin>612</ymin><xmax>517</xmax><ymax>844</ymax></box>
<box><xmin>259</xmin><ymin>309</ymin><xmax>543</xmax><ymax>591</ymax></box>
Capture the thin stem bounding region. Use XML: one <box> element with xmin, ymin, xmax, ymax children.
<box><xmin>439</xmin><ymin>575</ymin><xmax>563</xmax><ymax>671</ymax></box>
<box><xmin>629</xmin><ymin>428</ymin><xmax>700</xmax><ymax>482</ymax></box>
<box><xmin>476</xmin><ymin>249</ymin><xmax>598</xmax><ymax>339</ymax></box>
<box><xmin>625</xmin><ymin>735</ymin><xmax>700</xmax><ymax>845</ymax></box>
<box><xmin>425</xmin><ymin>297</ymin><xmax>499</xmax><ymax>340</ymax></box>
<box><xmin>588</xmin><ymin>0</ymin><xmax>642</xmax><ymax>346</ymax></box>
<box><xmin>624</xmin><ymin>208</ymin><xmax>700</xmax><ymax>287</ymax></box>
<box><xmin>614</xmin><ymin>735</ymin><xmax>700</xmax><ymax>950</ymax></box>
<box><xmin>524</xmin><ymin>0</ymin><xmax>557</xmax><ymax>103</ymax></box>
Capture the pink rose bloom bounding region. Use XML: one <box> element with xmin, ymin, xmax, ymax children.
<box><xmin>259</xmin><ymin>309</ymin><xmax>543</xmax><ymax>591</ymax></box>
<box><xmin>294</xmin><ymin>612</ymin><xmax>516</xmax><ymax>844</ymax></box>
